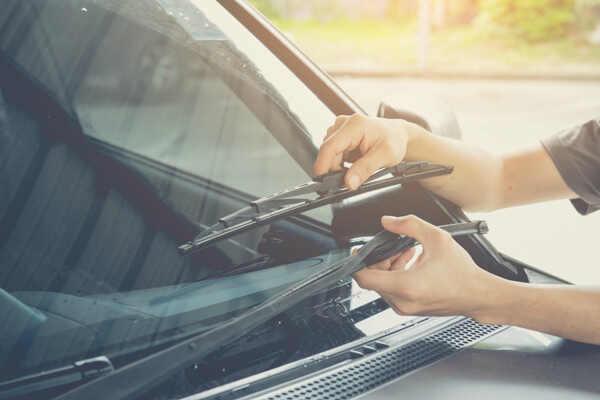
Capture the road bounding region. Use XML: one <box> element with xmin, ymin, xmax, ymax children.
<box><xmin>335</xmin><ymin>77</ymin><xmax>600</xmax><ymax>284</ymax></box>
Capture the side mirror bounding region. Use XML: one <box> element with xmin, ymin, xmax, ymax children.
<box><xmin>377</xmin><ymin>102</ymin><xmax>463</xmax><ymax>140</ymax></box>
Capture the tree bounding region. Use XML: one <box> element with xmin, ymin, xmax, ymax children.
<box><xmin>479</xmin><ymin>0</ymin><xmax>576</xmax><ymax>41</ymax></box>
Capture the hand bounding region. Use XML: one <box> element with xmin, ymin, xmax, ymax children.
<box><xmin>313</xmin><ymin>114</ymin><xmax>425</xmax><ymax>190</ymax></box>
<box><xmin>354</xmin><ymin>215</ymin><xmax>500</xmax><ymax>318</ymax></box>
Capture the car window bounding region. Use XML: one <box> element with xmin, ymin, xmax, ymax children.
<box><xmin>6</xmin><ymin>0</ymin><xmax>333</xmax><ymax>197</ymax></box>
<box><xmin>0</xmin><ymin>1</ymin><xmax>416</xmax><ymax>395</ymax></box>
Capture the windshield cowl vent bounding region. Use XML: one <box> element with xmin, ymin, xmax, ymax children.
<box><xmin>247</xmin><ymin>319</ymin><xmax>503</xmax><ymax>400</ymax></box>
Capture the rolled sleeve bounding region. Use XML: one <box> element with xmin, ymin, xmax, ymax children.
<box><xmin>541</xmin><ymin>119</ymin><xmax>600</xmax><ymax>215</ymax></box>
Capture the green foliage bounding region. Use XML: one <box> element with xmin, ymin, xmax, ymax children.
<box><xmin>479</xmin><ymin>0</ymin><xmax>576</xmax><ymax>42</ymax></box>
<box><xmin>248</xmin><ymin>0</ymin><xmax>281</xmax><ymax>19</ymax></box>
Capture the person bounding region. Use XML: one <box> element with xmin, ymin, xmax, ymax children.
<box><xmin>313</xmin><ymin>114</ymin><xmax>600</xmax><ymax>345</ymax></box>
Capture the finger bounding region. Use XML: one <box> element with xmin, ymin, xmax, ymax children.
<box><xmin>367</xmin><ymin>257</ymin><xmax>392</xmax><ymax>271</ymax></box>
<box><xmin>328</xmin><ymin>118</ymin><xmax>355</xmax><ymax>171</ymax></box>
<box><xmin>380</xmin><ymin>215</ymin><xmax>447</xmax><ymax>250</ymax></box>
<box><xmin>353</xmin><ymin>269</ymin><xmax>399</xmax><ymax>293</ymax></box>
<box><xmin>367</xmin><ymin>251</ymin><xmax>404</xmax><ymax>271</ymax></box>
<box><xmin>345</xmin><ymin>147</ymin><xmax>385</xmax><ymax>190</ymax></box>
<box><xmin>368</xmin><ymin>259</ymin><xmax>391</xmax><ymax>271</ymax></box>
<box><xmin>330</xmin><ymin>151</ymin><xmax>345</xmax><ymax>172</ymax></box>
<box><xmin>324</xmin><ymin>115</ymin><xmax>350</xmax><ymax>142</ymax></box>
<box><xmin>390</xmin><ymin>246</ymin><xmax>417</xmax><ymax>271</ymax></box>
<box><xmin>313</xmin><ymin>124</ymin><xmax>363</xmax><ymax>176</ymax></box>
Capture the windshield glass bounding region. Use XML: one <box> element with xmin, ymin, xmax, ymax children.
<box><xmin>0</xmin><ymin>1</ymin><xmax>418</xmax><ymax>397</ymax></box>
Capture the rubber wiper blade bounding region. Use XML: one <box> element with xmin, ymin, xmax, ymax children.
<box><xmin>178</xmin><ymin>161</ymin><xmax>453</xmax><ymax>254</ymax></box>
<box><xmin>56</xmin><ymin>221</ymin><xmax>486</xmax><ymax>400</ymax></box>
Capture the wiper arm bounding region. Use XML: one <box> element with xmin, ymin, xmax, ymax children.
<box><xmin>57</xmin><ymin>220</ymin><xmax>487</xmax><ymax>400</ymax></box>
<box><xmin>178</xmin><ymin>161</ymin><xmax>453</xmax><ymax>253</ymax></box>
<box><xmin>0</xmin><ymin>356</ymin><xmax>113</xmax><ymax>400</ymax></box>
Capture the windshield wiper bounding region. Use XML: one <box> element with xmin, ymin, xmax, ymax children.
<box><xmin>0</xmin><ymin>356</ymin><xmax>113</xmax><ymax>400</ymax></box>
<box><xmin>178</xmin><ymin>161</ymin><xmax>453</xmax><ymax>254</ymax></box>
<box><xmin>57</xmin><ymin>220</ymin><xmax>487</xmax><ymax>400</ymax></box>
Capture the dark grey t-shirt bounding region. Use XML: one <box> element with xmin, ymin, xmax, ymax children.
<box><xmin>542</xmin><ymin>119</ymin><xmax>600</xmax><ymax>215</ymax></box>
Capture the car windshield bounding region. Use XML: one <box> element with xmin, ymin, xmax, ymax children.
<box><xmin>0</xmin><ymin>1</ymin><xmax>419</xmax><ymax>396</ymax></box>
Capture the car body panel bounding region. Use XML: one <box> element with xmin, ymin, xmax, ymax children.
<box><xmin>360</xmin><ymin>327</ymin><xmax>600</xmax><ymax>400</ymax></box>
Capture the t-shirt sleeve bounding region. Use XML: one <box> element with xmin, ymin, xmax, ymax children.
<box><xmin>541</xmin><ymin>119</ymin><xmax>600</xmax><ymax>215</ymax></box>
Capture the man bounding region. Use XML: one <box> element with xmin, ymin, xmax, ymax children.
<box><xmin>313</xmin><ymin>114</ymin><xmax>600</xmax><ymax>345</ymax></box>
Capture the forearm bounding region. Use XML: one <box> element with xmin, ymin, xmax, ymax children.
<box><xmin>405</xmin><ymin>125</ymin><xmax>575</xmax><ymax>211</ymax></box>
<box><xmin>472</xmin><ymin>277</ymin><xmax>600</xmax><ymax>345</ymax></box>
<box><xmin>496</xmin><ymin>145</ymin><xmax>575</xmax><ymax>209</ymax></box>
<box><xmin>405</xmin><ymin>126</ymin><xmax>505</xmax><ymax>211</ymax></box>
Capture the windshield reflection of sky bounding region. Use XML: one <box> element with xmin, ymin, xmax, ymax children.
<box><xmin>107</xmin><ymin>253</ymin><xmax>340</xmax><ymax>313</ymax></box>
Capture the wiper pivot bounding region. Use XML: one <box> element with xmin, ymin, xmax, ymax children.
<box><xmin>0</xmin><ymin>356</ymin><xmax>113</xmax><ymax>400</ymax></box>
<box><xmin>179</xmin><ymin>161</ymin><xmax>453</xmax><ymax>254</ymax></box>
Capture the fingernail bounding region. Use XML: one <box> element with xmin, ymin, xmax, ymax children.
<box><xmin>348</xmin><ymin>174</ymin><xmax>360</xmax><ymax>190</ymax></box>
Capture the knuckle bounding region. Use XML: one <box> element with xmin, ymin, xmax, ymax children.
<box><xmin>349</xmin><ymin>113</ymin><xmax>365</xmax><ymax>124</ymax></box>
<box><xmin>320</xmin><ymin>139</ymin><xmax>337</xmax><ymax>154</ymax></box>
<box><xmin>327</xmin><ymin>117</ymin><xmax>347</xmax><ymax>134</ymax></box>
<box><xmin>404</xmin><ymin>214</ymin><xmax>419</xmax><ymax>223</ymax></box>
<box><xmin>401</xmin><ymin>214</ymin><xmax>419</xmax><ymax>229</ymax></box>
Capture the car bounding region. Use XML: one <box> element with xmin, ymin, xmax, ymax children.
<box><xmin>0</xmin><ymin>1</ymin><xmax>598</xmax><ymax>400</ymax></box>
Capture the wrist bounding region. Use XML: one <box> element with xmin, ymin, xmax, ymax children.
<box><xmin>403</xmin><ymin>122</ymin><xmax>429</xmax><ymax>161</ymax></box>
<box><xmin>466</xmin><ymin>273</ymin><xmax>524</xmax><ymax>325</ymax></box>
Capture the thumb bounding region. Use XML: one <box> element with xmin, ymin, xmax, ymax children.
<box><xmin>381</xmin><ymin>215</ymin><xmax>443</xmax><ymax>249</ymax></box>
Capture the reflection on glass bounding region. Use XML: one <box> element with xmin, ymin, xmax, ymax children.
<box><xmin>0</xmin><ymin>1</ymin><xmax>407</xmax><ymax>395</ymax></box>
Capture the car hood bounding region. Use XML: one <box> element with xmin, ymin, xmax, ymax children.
<box><xmin>200</xmin><ymin>295</ymin><xmax>599</xmax><ymax>400</ymax></box>
<box><xmin>360</xmin><ymin>327</ymin><xmax>600</xmax><ymax>400</ymax></box>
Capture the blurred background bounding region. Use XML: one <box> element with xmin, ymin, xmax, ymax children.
<box><xmin>251</xmin><ymin>0</ymin><xmax>600</xmax><ymax>76</ymax></box>
<box><xmin>251</xmin><ymin>0</ymin><xmax>600</xmax><ymax>285</ymax></box>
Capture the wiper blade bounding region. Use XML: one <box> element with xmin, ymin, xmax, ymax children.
<box><xmin>178</xmin><ymin>161</ymin><xmax>453</xmax><ymax>254</ymax></box>
<box><xmin>0</xmin><ymin>356</ymin><xmax>113</xmax><ymax>400</ymax></box>
<box><xmin>57</xmin><ymin>221</ymin><xmax>487</xmax><ymax>400</ymax></box>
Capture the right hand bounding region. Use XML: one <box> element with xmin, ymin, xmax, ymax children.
<box><xmin>353</xmin><ymin>215</ymin><xmax>499</xmax><ymax>319</ymax></box>
<box><xmin>313</xmin><ymin>114</ymin><xmax>425</xmax><ymax>190</ymax></box>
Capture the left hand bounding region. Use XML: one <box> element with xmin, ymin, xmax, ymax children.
<box><xmin>354</xmin><ymin>215</ymin><xmax>500</xmax><ymax>318</ymax></box>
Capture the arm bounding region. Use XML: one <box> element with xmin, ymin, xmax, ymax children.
<box><xmin>354</xmin><ymin>215</ymin><xmax>600</xmax><ymax>345</ymax></box>
<box><xmin>313</xmin><ymin>114</ymin><xmax>575</xmax><ymax>212</ymax></box>
<box><xmin>478</xmin><ymin>279</ymin><xmax>600</xmax><ymax>344</ymax></box>
<box><xmin>317</xmin><ymin>115</ymin><xmax>600</xmax><ymax>343</ymax></box>
<box><xmin>408</xmin><ymin>132</ymin><xmax>576</xmax><ymax>211</ymax></box>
